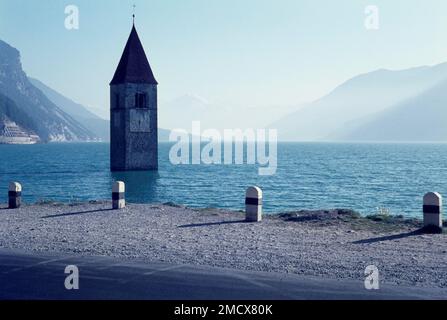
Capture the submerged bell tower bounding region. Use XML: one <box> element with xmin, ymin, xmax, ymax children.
<box><xmin>110</xmin><ymin>19</ymin><xmax>158</xmax><ymax>171</ymax></box>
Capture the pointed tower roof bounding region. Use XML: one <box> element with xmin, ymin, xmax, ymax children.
<box><xmin>110</xmin><ymin>24</ymin><xmax>158</xmax><ymax>85</ymax></box>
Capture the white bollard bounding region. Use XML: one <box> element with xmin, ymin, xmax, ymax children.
<box><xmin>245</xmin><ymin>186</ymin><xmax>262</xmax><ymax>222</ymax></box>
<box><xmin>112</xmin><ymin>181</ymin><xmax>125</xmax><ymax>209</ymax></box>
<box><xmin>8</xmin><ymin>182</ymin><xmax>22</xmax><ymax>209</ymax></box>
<box><xmin>423</xmin><ymin>192</ymin><xmax>443</xmax><ymax>232</ymax></box>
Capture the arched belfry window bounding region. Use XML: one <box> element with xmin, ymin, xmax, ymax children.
<box><xmin>135</xmin><ymin>93</ymin><xmax>147</xmax><ymax>108</ymax></box>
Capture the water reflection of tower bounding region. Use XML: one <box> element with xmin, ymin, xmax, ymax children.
<box><xmin>111</xmin><ymin>171</ymin><xmax>160</xmax><ymax>203</ymax></box>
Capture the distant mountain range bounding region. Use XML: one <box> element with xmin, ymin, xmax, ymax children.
<box><xmin>0</xmin><ymin>39</ymin><xmax>96</xmax><ymax>142</ymax></box>
<box><xmin>0</xmin><ymin>39</ymin><xmax>172</xmax><ymax>143</ymax></box>
<box><xmin>28</xmin><ymin>78</ymin><xmax>109</xmax><ymax>141</ymax></box>
<box><xmin>2</xmin><ymin>37</ymin><xmax>447</xmax><ymax>143</ymax></box>
<box><xmin>334</xmin><ymin>78</ymin><xmax>447</xmax><ymax>141</ymax></box>
<box><xmin>159</xmin><ymin>94</ymin><xmax>294</xmax><ymax>132</ymax></box>
<box><xmin>271</xmin><ymin>63</ymin><xmax>447</xmax><ymax>142</ymax></box>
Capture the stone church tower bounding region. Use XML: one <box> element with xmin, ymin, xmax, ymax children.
<box><xmin>110</xmin><ymin>23</ymin><xmax>158</xmax><ymax>171</ymax></box>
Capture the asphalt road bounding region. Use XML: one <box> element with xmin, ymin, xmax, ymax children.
<box><xmin>0</xmin><ymin>249</ymin><xmax>445</xmax><ymax>300</ymax></box>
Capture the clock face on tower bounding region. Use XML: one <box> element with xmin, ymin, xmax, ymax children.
<box><xmin>130</xmin><ymin>109</ymin><xmax>151</xmax><ymax>133</ymax></box>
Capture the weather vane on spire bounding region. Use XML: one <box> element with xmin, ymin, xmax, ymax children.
<box><xmin>132</xmin><ymin>4</ymin><xmax>136</xmax><ymax>24</ymax></box>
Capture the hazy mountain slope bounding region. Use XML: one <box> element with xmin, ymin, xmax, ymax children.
<box><xmin>29</xmin><ymin>77</ymin><xmax>176</xmax><ymax>142</ymax></box>
<box><xmin>29</xmin><ymin>78</ymin><xmax>101</xmax><ymax>120</ymax></box>
<box><xmin>271</xmin><ymin>63</ymin><xmax>447</xmax><ymax>141</ymax></box>
<box><xmin>29</xmin><ymin>77</ymin><xmax>109</xmax><ymax>141</ymax></box>
<box><xmin>0</xmin><ymin>93</ymin><xmax>37</xmax><ymax>133</ymax></box>
<box><xmin>159</xmin><ymin>94</ymin><xmax>291</xmax><ymax>131</ymax></box>
<box><xmin>335</xmin><ymin>80</ymin><xmax>447</xmax><ymax>142</ymax></box>
<box><xmin>0</xmin><ymin>39</ymin><xmax>96</xmax><ymax>142</ymax></box>
<box><xmin>160</xmin><ymin>94</ymin><xmax>209</xmax><ymax>130</ymax></box>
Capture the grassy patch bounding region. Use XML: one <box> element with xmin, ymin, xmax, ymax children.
<box><xmin>278</xmin><ymin>209</ymin><xmax>360</xmax><ymax>221</ymax></box>
<box><xmin>163</xmin><ymin>202</ymin><xmax>185</xmax><ymax>208</ymax></box>
<box><xmin>275</xmin><ymin>208</ymin><xmax>425</xmax><ymax>232</ymax></box>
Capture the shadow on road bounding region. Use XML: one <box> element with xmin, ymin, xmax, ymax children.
<box><xmin>178</xmin><ymin>220</ymin><xmax>247</xmax><ymax>228</ymax></box>
<box><xmin>41</xmin><ymin>208</ymin><xmax>114</xmax><ymax>219</ymax></box>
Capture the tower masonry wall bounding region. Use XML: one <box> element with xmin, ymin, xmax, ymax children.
<box><xmin>110</xmin><ymin>83</ymin><xmax>158</xmax><ymax>171</ymax></box>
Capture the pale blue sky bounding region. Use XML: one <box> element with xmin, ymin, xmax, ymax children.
<box><xmin>1</xmin><ymin>0</ymin><xmax>447</xmax><ymax>119</ymax></box>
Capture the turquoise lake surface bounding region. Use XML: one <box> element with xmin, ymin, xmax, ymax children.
<box><xmin>0</xmin><ymin>142</ymin><xmax>446</xmax><ymax>217</ymax></box>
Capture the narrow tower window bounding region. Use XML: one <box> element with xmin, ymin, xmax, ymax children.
<box><xmin>135</xmin><ymin>93</ymin><xmax>147</xmax><ymax>108</ymax></box>
<box><xmin>115</xmin><ymin>93</ymin><xmax>119</xmax><ymax>109</ymax></box>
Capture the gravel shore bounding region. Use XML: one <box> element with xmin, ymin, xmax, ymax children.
<box><xmin>0</xmin><ymin>201</ymin><xmax>446</xmax><ymax>290</ymax></box>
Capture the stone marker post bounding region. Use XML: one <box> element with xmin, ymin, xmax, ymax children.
<box><xmin>245</xmin><ymin>186</ymin><xmax>262</xmax><ymax>222</ymax></box>
<box><xmin>8</xmin><ymin>182</ymin><xmax>22</xmax><ymax>209</ymax></box>
<box><xmin>423</xmin><ymin>192</ymin><xmax>443</xmax><ymax>232</ymax></box>
<box><xmin>112</xmin><ymin>181</ymin><xmax>125</xmax><ymax>209</ymax></box>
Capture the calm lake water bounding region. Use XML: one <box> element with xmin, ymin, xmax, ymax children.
<box><xmin>0</xmin><ymin>142</ymin><xmax>446</xmax><ymax>217</ymax></box>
